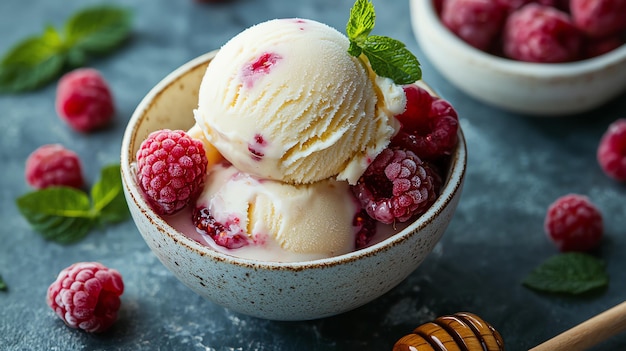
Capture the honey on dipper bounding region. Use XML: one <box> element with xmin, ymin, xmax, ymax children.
<box><xmin>393</xmin><ymin>312</ymin><xmax>505</xmax><ymax>351</ymax></box>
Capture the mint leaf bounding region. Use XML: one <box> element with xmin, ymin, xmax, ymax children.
<box><xmin>16</xmin><ymin>187</ymin><xmax>96</xmax><ymax>244</ymax></box>
<box><xmin>523</xmin><ymin>253</ymin><xmax>609</xmax><ymax>295</ymax></box>
<box><xmin>65</xmin><ymin>6</ymin><xmax>132</xmax><ymax>55</ymax></box>
<box><xmin>1</xmin><ymin>27</ymin><xmax>63</xmax><ymax>66</ymax></box>
<box><xmin>346</xmin><ymin>0</ymin><xmax>375</xmax><ymax>44</ymax></box>
<box><xmin>0</xmin><ymin>5</ymin><xmax>132</xmax><ymax>93</ymax></box>
<box><xmin>361</xmin><ymin>36</ymin><xmax>421</xmax><ymax>85</ymax></box>
<box><xmin>0</xmin><ymin>28</ymin><xmax>66</xmax><ymax>93</ymax></box>
<box><xmin>16</xmin><ymin>164</ymin><xmax>130</xmax><ymax>244</ymax></box>
<box><xmin>345</xmin><ymin>0</ymin><xmax>421</xmax><ymax>85</ymax></box>
<box><xmin>348</xmin><ymin>41</ymin><xmax>363</xmax><ymax>57</ymax></box>
<box><xmin>0</xmin><ymin>275</ymin><xmax>6</xmax><ymax>291</ymax></box>
<box><xmin>91</xmin><ymin>164</ymin><xmax>130</xmax><ymax>224</ymax></box>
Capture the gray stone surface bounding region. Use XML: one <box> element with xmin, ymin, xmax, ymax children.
<box><xmin>1</xmin><ymin>0</ymin><xmax>625</xmax><ymax>350</ymax></box>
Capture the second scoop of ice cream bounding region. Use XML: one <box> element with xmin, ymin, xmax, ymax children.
<box><xmin>194</xmin><ymin>18</ymin><xmax>405</xmax><ymax>185</ymax></box>
<box><xmin>196</xmin><ymin>163</ymin><xmax>359</xmax><ymax>259</ymax></box>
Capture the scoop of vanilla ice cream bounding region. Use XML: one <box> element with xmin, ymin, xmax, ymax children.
<box><xmin>194</xmin><ymin>18</ymin><xmax>405</xmax><ymax>185</ymax></box>
<box><xmin>198</xmin><ymin>163</ymin><xmax>358</xmax><ymax>258</ymax></box>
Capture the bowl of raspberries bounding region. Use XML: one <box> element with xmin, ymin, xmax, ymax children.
<box><xmin>410</xmin><ymin>0</ymin><xmax>626</xmax><ymax>116</ymax></box>
<box><xmin>120</xmin><ymin>50</ymin><xmax>467</xmax><ymax>320</ymax></box>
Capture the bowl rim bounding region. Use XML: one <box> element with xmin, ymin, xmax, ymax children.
<box><xmin>413</xmin><ymin>0</ymin><xmax>626</xmax><ymax>76</ymax></box>
<box><xmin>120</xmin><ymin>50</ymin><xmax>467</xmax><ymax>271</ymax></box>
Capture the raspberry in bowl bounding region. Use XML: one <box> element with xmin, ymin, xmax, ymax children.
<box><xmin>121</xmin><ymin>15</ymin><xmax>466</xmax><ymax>321</ymax></box>
<box><xmin>410</xmin><ymin>0</ymin><xmax>626</xmax><ymax>116</ymax></box>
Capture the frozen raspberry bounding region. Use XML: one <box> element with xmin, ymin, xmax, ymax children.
<box><xmin>441</xmin><ymin>0</ymin><xmax>508</xmax><ymax>51</ymax></box>
<box><xmin>136</xmin><ymin>129</ymin><xmax>208</xmax><ymax>215</ymax></box>
<box><xmin>597</xmin><ymin>119</ymin><xmax>626</xmax><ymax>181</ymax></box>
<box><xmin>46</xmin><ymin>262</ymin><xmax>124</xmax><ymax>333</ymax></box>
<box><xmin>571</xmin><ymin>0</ymin><xmax>626</xmax><ymax>38</ymax></box>
<box><xmin>497</xmin><ymin>0</ymin><xmax>569</xmax><ymax>12</ymax></box>
<box><xmin>25</xmin><ymin>144</ymin><xmax>84</xmax><ymax>189</ymax></box>
<box><xmin>353</xmin><ymin>209</ymin><xmax>377</xmax><ymax>249</ymax></box>
<box><xmin>391</xmin><ymin>85</ymin><xmax>459</xmax><ymax>161</ymax></box>
<box><xmin>56</xmin><ymin>68</ymin><xmax>115</xmax><ymax>133</ymax></box>
<box><xmin>544</xmin><ymin>194</ymin><xmax>603</xmax><ymax>252</ymax></box>
<box><xmin>584</xmin><ymin>36</ymin><xmax>625</xmax><ymax>58</ymax></box>
<box><xmin>503</xmin><ymin>4</ymin><xmax>582</xmax><ymax>63</ymax></box>
<box><xmin>433</xmin><ymin>0</ymin><xmax>445</xmax><ymax>14</ymax></box>
<box><xmin>352</xmin><ymin>148</ymin><xmax>442</xmax><ymax>224</ymax></box>
<box><xmin>537</xmin><ymin>0</ymin><xmax>569</xmax><ymax>11</ymax></box>
<box><xmin>496</xmin><ymin>0</ymin><xmax>532</xmax><ymax>12</ymax></box>
<box><xmin>193</xmin><ymin>207</ymin><xmax>249</xmax><ymax>249</ymax></box>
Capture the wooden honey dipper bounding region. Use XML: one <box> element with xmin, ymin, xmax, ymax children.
<box><xmin>393</xmin><ymin>301</ymin><xmax>626</xmax><ymax>351</ymax></box>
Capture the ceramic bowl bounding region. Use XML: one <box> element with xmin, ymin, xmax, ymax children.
<box><xmin>410</xmin><ymin>0</ymin><xmax>626</xmax><ymax>116</ymax></box>
<box><xmin>120</xmin><ymin>50</ymin><xmax>467</xmax><ymax>321</ymax></box>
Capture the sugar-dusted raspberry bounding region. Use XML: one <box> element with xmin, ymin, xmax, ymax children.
<box><xmin>571</xmin><ymin>0</ymin><xmax>626</xmax><ymax>39</ymax></box>
<box><xmin>136</xmin><ymin>129</ymin><xmax>208</xmax><ymax>215</ymax></box>
<box><xmin>503</xmin><ymin>4</ymin><xmax>582</xmax><ymax>63</ymax></box>
<box><xmin>544</xmin><ymin>194</ymin><xmax>603</xmax><ymax>252</ymax></box>
<box><xmin>25</xmin><ymin>144</ymin><xmax>84</xmax><ymax>189</ymax></box>
<box><xmin>391</xmin><ymin>85</ymin><xmax>459</xmax><ymax>161</ymax></box>
<box><xmin>46</xmin><ymin>262</ymin><xmax>124</xmax><ymax>333</ymax></box>
<box><xmin>353</xmin><ymin>209</ymin><xmax>377</xmax><ymax>249</ymax></box>
<box><xmin>496</xmin><ymin>0</ymin><xmax>532</xmax><ymax>12</ymax></box>
<box><xmin>584</xmin><ymin>36</ymin><xmax>625</xmax><ymax>59</ymax></box>
<box><xmin>193</xmin><ymin>207</ymin><xmax>249</xmax><ymax>249</ymax></box>
<box><xmin>538</xmin><ymin>0</ymin><xmax>570</xmax><ymax>11</ymax></box>
<box><xmin>441</xmin><ymin>0</ymin><xmax>508</xmax><ymax>51</ymax></box>
<box><xmin>498</xmin><ymin>0</ymin><xmax>569</xmax><ymax>12</ymax></box>
<box><xmin>597</xmin><ymin>119</ymin><xmax>626</xmax><ymax>181</ymax></box>
<box><xmin>352</xmin><ymin>148</ymin><xmax>442</xmax><ymax>224</ymax></box>
<box><xmin>56</xmin><ymin>68</ymin><xmax>115</xmax><ymax>133</ymax></box>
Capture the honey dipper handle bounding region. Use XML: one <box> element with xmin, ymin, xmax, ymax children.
<box><xmin>530</xmin><ymin>301</ymin><xmax>626</xmax><ymax>351</ymax></box>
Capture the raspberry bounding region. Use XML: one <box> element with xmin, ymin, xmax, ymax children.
<box><xmin>353</xmin><ymin>209</ymin><xmax>377</xmax><ymax>249</ymax></box>
<box><xmin>544</xmin><ymin>194</ymin><xmax>603</xmax><ymax>252</ymax></box>
<box><xmin>536</xmin><ymin>0</ymin><xmax>569</xmax><ymax>11</ymax></box>
<box><xmin>597</xmin><ymin>119</ymin><xmax>626</xmax><ymax>181</ymax></box>
<box><xmin>136</xmin><ymin>129</ymin><xmax>208</xmax><ymax>215</ymax></box>
<box><xmin>351</xmin><ymin>148</ymin><xmax>442</xmax><ymax>224</ymax></box>
<box><xmin>570</xmin><ymin>0</ymin><xmax>626</xmax><ymax>38</ymax></box>
<box><xmin>584</xmin><ymin>36</ymin><xmax>625</xmax><ymax>59</ymax></box>
<box><xmin>56</xmin><ymin>68</ymin><xmax>115</xmax><ymax>133</ymax></box>
<box><xmin>391</xmin><ymin>85</ymin><xmax>459</xmax><ymax>161</ymax></box>
<box><xmin>441</xmin><ymin>0</ymin><xmax>508</xmax><ymax>51</ymax></box>
<box><xmin>25</xmin><ymin>144</ymin><xmax>84</xmax><ymax>189</ymax></box>
<box><xmin>46</xmin><ymin>262</ymin><xmax>124</xmax><ymax>333</ymax></box>
<box><xmin>497</xmin><ymin>0</ymin><xmax>569</xmax><ymax>12</ymax></box>
<box><xmin>193</xmin><ymin>207</ymin><xmax>249</xmax><ymax>249</ymax></box>
<box><xmin>497</xmin><ymin>0</ymin><xmax>532</xmax><ymax>12</ymax></box>
<box><xmin>503</xmin><ymin>4</ymin><xmax>582</xmax><ymax>63</ymax></box>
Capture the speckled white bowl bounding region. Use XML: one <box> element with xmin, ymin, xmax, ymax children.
<box><xmin>120</xmin><ymin>50</ymin><xmax>467</xmax><ymax>321</ymax></box>
<box><xmin>410</xmin><ymin>0</ymin><xmax>626</xmax><ymax>116</ymax></box>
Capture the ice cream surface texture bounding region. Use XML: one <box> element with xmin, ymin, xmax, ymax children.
<box><xmin>195</xmin><ymin>163</ymin><xmax>358</xmax><ymax>260</ymax></box>
<box><xmin>194</xmin><ymin>18</ymin><xmax>405</xmax><ymax>185</ymax></box>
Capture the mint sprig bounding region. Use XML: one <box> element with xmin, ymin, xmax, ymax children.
<box><xmin>16</xmin><ymin>164</ymin><xmax>130</xmax><ymax>244</ymax></box>
<box><xmin>0</xmin><ymin>6</ymin><xmax>132</xmax><ymax>93</ymax></box>
<box><xmin>346</xmin><ymin>0</ymin><xmax>421</xmax><ymax>85</ymax></box>
<box><xmin>523</xmin><ymin>252</ymin><xmax>609</xmax><ymax>295</ymax></box>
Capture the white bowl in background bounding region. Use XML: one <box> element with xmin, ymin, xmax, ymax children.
<box><xmin>410</xmin><ymin>0</ymin><xmax>626</xmax><ymax>116</ymax></box>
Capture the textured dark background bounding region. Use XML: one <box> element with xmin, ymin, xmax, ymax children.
<box><xmin>1</xmin><ymin>0</ymin><xmax>625</xmax><ymax>350</ymax></box>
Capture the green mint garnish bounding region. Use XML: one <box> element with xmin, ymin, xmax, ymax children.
<box><xmin>16</xmin><ymin>164</ymin><xmax>130</xmax><ymax>244</ymax></box>
<box><xmin>0</xmin><ymin>5</ymin><xmax>132</xmax><ymax>93</ymax></box>
<box><xmin>523</xmin><ymin>252</ymin><xmax>609</xmax><ymax>295</ymax></box>
<box><xmin>346</xmin><ymin>0</ymin><xmax>421</xmax><ymax>85</ymax></box>
<box><xmin>0</xmin><ymin>275</ymin><xmax>6</xmax><ymax>291</ymax></box>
